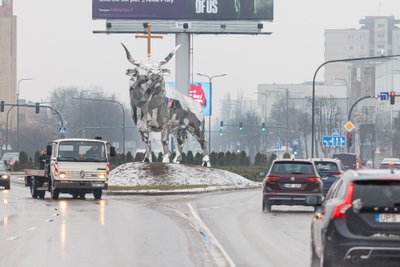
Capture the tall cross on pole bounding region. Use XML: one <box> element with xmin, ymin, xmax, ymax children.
<box><xmin>135</xmin><ymin>24</ymin><xmax>163</xmax><ymax>60</ymax></box>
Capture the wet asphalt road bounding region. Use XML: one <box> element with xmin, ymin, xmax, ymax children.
<box><xmin>0</xmin><ymin>181</ymin><xmax>314</xmax><ymax>267</ymax></box>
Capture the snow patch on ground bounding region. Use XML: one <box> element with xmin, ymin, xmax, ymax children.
<box><xmin>109</xmin><ymin>162</ymin><xmax>260</xmax><ymax>192</ymax></box>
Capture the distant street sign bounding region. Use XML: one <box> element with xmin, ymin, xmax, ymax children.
<box><xmin>344</xmin><ymin>121</ymin><xmax>355</xmax><ymax>132</ymax></box>
<box><xmin>59</xmin><ymin>127</ymin><xmax>67</xmax><ymax>135</ymax></box>
<box><xmin>332</xmin><ymin>128</ymin><xmax>340</xmax><ymax>136</ymax></box>
<box><xmin>275</xmin><ymin>143</ymin><xmax>281</xmax><ymax>150</ymax></box>
<box><xmin>380</xmin><ymin>92</ymin><xmax>389</xmax><ymax>101</ymax></box>
<box><xmin>322</xmin><ymin>136</ymin><xmax>347</xmax><ymax>147</ymax></box>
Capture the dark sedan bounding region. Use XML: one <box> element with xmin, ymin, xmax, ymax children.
<box><xmin>262</xmin><ymin>159</ymin><xmax>323</xmax><ymax>212</ymax></box>
<box><xmin>0</xmin><ymin>162</ymin><xmax>10</xmax><ymax>189</ymax></box>
<box><xmin>311</xmin><ymin>158</ymin><xmax>344</xmax><ymax>196</ymax></box>
<box><xmin>310</xmin><ymin>169</ymin><xmax>400</xmax><ymax>267</ymax></box>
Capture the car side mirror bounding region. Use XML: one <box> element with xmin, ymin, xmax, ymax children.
<box><xmin>306</xmin><ymin>195</ymin><xmax>322</xmax><ymax>206</ymax></box>
<box><xmin>110</xmin><ymin>146</ymin><xmax>116</xmax><ymax>157</ymax></box>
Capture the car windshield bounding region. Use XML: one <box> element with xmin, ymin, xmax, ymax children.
<box><xmin>353</xmin><ymin>181</ymin><xmax>400</xmax><ymax>207</ymax></box>
<box><xmin>58</xmin><ymin>141</ymin><xmax>106</xmax><ymax>162</ymax></box>
<box><xmin>271</xmin><ymin>162</ymin><xmax>315</xmax><ymax>175</ymax></box>
<box><xmin>314</xmin><ymin>162</ymin><xmax>339</xmax><ymax>173</ymax></box>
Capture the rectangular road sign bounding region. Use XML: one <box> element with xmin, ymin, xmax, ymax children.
<box><xmin>322</xmin><ymin>136</ymin><xmax>347</xmax><ymax>147</ymax></box>
<box><xmin>380</xmin><ymin>92</ymin><xmax>389</xmax><ymax>101</ymax></box>
<box><xmin>275</xmin><ymin>143</ymin><xmax>281</xmax><ymax>150</ymax></box>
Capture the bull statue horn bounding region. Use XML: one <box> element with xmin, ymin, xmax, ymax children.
<box><xmin>160</xmin><ymin>45</ymin><xmax>181</xmax><ymax>66</ymax></box>
<box><xmin>121</xmin><ymin>43</ymin><xmax>140</xmax><ymax>66</ymax></box>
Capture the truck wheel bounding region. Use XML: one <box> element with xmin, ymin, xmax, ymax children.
<box><xmin>72</xmin><ymin>193</ymin><xmax>79</xmax><ymax>199</ymax></box>
<box><xmin>93</xmin><ymin>189</ymin><xmax>102</xmax><ymax>200</ymax></box>
<box><xmin>38</xmin><ymin>191</ymin><xmax>45</xmax><ymax>199</ymax></box>
<box><xmin>79</xmin><ymin>193</ymin><xmax>86</xmax><ymax>199</ymax></box>
<box><xmin>30</xmin><ymin>180</ymin><xmax>38</xmax><ymax>198</ymax></box>
<box><xmin>50</xmin><ymin>186</ymin><xmax>59</xmax><ymax>200</ymax></box>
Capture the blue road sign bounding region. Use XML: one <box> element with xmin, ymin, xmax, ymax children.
<box><xmin>59</xmin><ymin>127</ymin><xmax>67</xmax><ymax>135</ymax></box>
<box><xmin>322</xmin><ymin>136</ymin><xmax>347</xmax><ymax>147</ymax></box>
<box><xmin>275</xmin><ymin>143</ymin><xmax>281</xmax><ymax>150</ymax></box>
<box><xmin>380</xmin><ymin>92</ymin><xmax>389</xmax><ymax>101</ymax></box>
<box><xmin>332</xmin><ymin>128</ymin><xmax>340</xmax><ymax>136</ymax></box>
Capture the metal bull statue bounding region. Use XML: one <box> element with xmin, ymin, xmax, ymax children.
<box><xmin>121</xmin><ymin>43</ymin><xmax>211</xmax><ymax>167</ymax></box>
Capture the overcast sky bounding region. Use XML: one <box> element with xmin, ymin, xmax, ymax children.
<box><xmin>13</xmin><ymin>0</ymin><xmax>400</xmax><ymax>116</ymax></box>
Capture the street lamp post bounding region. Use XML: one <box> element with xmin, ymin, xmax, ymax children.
<box><xmin>73</xmin><ymin>97</ymin><xmax>126</xmax><ymax>154</ymax></box>
<box><xmin>196</xmin><ymin>73</ymin><xmax>227</xmax><ymax>153</ymax></box>
<box><xmin>16</xmin><ymin>78</ymin><xmax>33</xmax><ymax>151</ymax></box>
<box><xmin>334</xmin><ymin>78</ymin><xmax>349</xmax><ymax>114</ymax></box>
<box><xmin>311</xmin><ymin>54</ymin><xmax>400</xmax><ymax>158</ymax></box>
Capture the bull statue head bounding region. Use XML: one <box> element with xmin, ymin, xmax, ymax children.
<box><xmin>121</xmin><ymin>43</ymin><xmax>180</xmax><ymax>107</ymax></box>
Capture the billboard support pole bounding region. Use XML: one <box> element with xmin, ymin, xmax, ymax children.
<box><xmin>175</xmin><ymin>33</ymin><xmax>191</xmax><ymax>96</ymax></box>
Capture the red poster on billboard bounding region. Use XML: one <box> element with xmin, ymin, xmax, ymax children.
<box><xmin>190</xmin><ymin>83</ymin><xmax>207</xmax><ymax>107</ymax></box>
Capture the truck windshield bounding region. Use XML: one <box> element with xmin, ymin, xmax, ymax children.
<box><xmin>58</xmin><ymin>141</ymin><xmax>106</xmax><ymax>162</ymax></box>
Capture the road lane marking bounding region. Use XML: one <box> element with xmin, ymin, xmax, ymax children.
<box><xmin>28</xmin><ymin>226</ymin><xmax>37</xmax><ymax>231</ymax></box>
<box><xmin>7</xmin><ymin>236</ymin><xmax>19</xmax><ymax>241</ymax></box>
<box><xmin>187</xmin><ymin>203</ymin><xmax>236</xmax><ymax>267</ymax></box>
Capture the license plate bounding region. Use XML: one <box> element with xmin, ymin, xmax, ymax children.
<box><xmin>92</xmin><ymin>183</ymin><xmax>104</xmax><ymax>188</ymax></box>
<box><xmin>376</xmin><ymin>213</ymin><xmax>400</xmax><ymax>223</ymax></box>
<box><xmin>284</xmin><ymin>183</ymin><xmax>302</xmax><ymax>188</ymax></box>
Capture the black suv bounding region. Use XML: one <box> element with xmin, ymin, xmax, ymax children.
<box><xmin>310</xmin><ymin>169</ymin><xmax>400</xmax><ymax>267</ymax></box>
<box><xmin>262</xmin><ymin>159</ymin><xmax>322</xmax><ymax>212</ymax></box>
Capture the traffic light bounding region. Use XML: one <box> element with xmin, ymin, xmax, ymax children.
<box><xmin>239</xmin><ymin>122</ymin><xmax>243</xmax><ymax>131</ymax></box>
<box><xmin>35</xmin><ymin>102</ymin><xmax>40</xmax><ymax>114</ymax></box>
<box><xmin>347</xmin><ymin>132</ymin><xmax>353</xmax><ymax>148</ymax></box>
<box><xmin>0</xmin><ymin>101</ymin><xmax>4</xmax><ymax>112</ymax></box>
<box><xmin>390</xmin><ymin>91</ymin><xmax>396</xmax><ymax>105</ymax></box>
<box><xmin>261</xmin><ymin>122</ymin><xmax>266</xmax><ymax>132</ymax></box>
<box><xmin>219</xmin><ymin>121</ymin><xmax>224</xmax><ymax>135</ymax></box>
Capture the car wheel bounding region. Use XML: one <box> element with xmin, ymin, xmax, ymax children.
<box><xmin>320</xmin><ymin>250</ymin><xmax>333</xmax><ymax>267</ymax></box>
<box><xmin>30</xmin><ymin>180</ymin><xmax>38</xmax><ymax>198</ymax></box>
<box><xmin>72</xmin><ymin>193</ymin><xmax>79</xmax><ymax>199</ymax></box>
<box><xmin>5</xmin><ymin>181</ymin><xmax>10</xmax><ymax>190</ymax></box>
<box><xmin>79</xmin><ymin>193</ymin><xmax>86</xmax><ymax>199</ymax></box>
<box><xmin>50</xmin><ymin>183</ymin><xmax>59</xmax><ymax>200</ymax></box>
<box><xmin>310</xmin><ymin>243</ymin><xmax>320</xmax><ymax>267</ymax></box>
<box><xmin>262</xmin><ymin>199</ymin><xmax>272</xmax><ymax>212</ymax></box>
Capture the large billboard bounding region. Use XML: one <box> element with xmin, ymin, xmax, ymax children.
<box><xmin>167</xmin><ymin>82</ymin><xmax>211</xmax><ymax>116</ymax></box>
<box><xmin>92</xmin><ymin>0</ymin><xmax>273</xmax><ymax>21</ymax></box>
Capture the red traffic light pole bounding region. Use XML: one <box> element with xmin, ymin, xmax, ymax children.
<box><xmin>347</xmin><ymin>95</ymin><xmax>378</xmax><ymax>152</ymax></box>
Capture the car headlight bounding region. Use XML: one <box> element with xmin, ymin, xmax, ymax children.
<box><xmin>1</xmin><ymin>175</ymin><xmax>9</xmax><ymax>179</ymax></box>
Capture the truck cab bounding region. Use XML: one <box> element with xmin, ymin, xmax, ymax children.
<box><xmin>48</xmin><ymin>138</ymin><xmax>114</xmax><ymax>199</ymax></box>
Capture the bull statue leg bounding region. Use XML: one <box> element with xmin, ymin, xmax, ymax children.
<box><xmin>137</xmin><ymin>117</ymin><xmax>152</xmax><ymax>163</ymax></box>
<box><xmin>187</xmin><ymin>126</ymin><xmax>211</xmax><ymax>167</ymax></box>
<box><xmin>161</xmin><ymin>127</ymin><xmax>171</xmax><ymax>163</ymax></box>
<box><xmin>172</xmin><ymin>128</ymin><xmax>187</xmax><ymax>164</ymax></box>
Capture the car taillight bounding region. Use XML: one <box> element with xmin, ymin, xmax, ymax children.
<box><xmin>266</xmin><ymin>175</ymin><xmax>280</xmax><ymax>182</ymax></box>
<box><xmin>331</xmin><ymin>182</ymin><xmax>354</xmax><ymax>219</ymax></box>
<box><xmin>306</xmin><ymin>177</ymin><xmax>320</xmax><ymax>183</ymax></box>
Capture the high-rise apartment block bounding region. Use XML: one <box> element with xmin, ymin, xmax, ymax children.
<box><xmin>325</xmin><ymin>16</ymin><xmax>400</xmax><ymax>101</ymax></box>
<box><xmin>0</xmin><ymin>0</ymin><xmax>16</xmax><ymax>106</ymax></box>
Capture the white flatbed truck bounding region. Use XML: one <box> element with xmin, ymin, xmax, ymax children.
<box><xmin>24</xmin><ymin>138</ymin><xmax>115</xmax><ymax>200</ymax></box>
